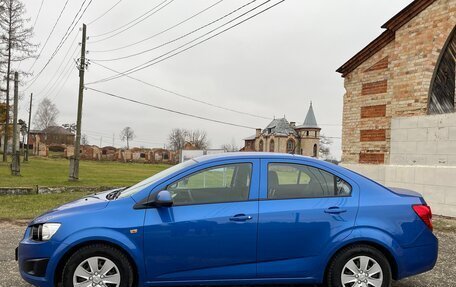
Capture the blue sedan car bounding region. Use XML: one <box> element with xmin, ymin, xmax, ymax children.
<box><xmin>18</xmin><ymin>153</ymin><xmax>437</xmax><ymax>287</ymax></box>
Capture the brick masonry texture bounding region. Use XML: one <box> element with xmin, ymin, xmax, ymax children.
<box><xmin>361</xmin><ymin>105</ymin><xmax>387</xmax><ymax>118</ymax></box>
<box><xmin>359</xmin><ymin>153</ymin><xmax>385</xmax><ymax>164</ymax></box>
<box><xmin>341</xmin><ymin>0</ymin><xmax>456</xmax><ymax>164</ymax></box>
<box><xmin>365</xmin><ymin>57</ymin><xmax>389</xmax><ymax>72</ymax></box>
<box><xmin>361</xmin><ymin>80</ymin><xmax>388</xmax><ymax>95</ymax></box>
<box><xmin>360</xmin><ymin>129</ymin><xmax>387</xmax><ymax>142</ymax></box>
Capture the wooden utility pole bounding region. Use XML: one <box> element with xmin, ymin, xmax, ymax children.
<box><xmin>2</xmin><ymin>74</ymin><xmax>10</xmax><ymax>162</ymax></box>
<box><xmin>11</xmin><ymin>72</ymin><xmax>20</xmax><ymax>176</ymax></box>
<box><xmin>25</xmin><ymin>93</ymin><xmax>32</xmax><ymax>162</ymax></box>
<box><xmin>69</xmin><ymin>24</ymin><xmax>87</xmax><ymax>181</ymax></box>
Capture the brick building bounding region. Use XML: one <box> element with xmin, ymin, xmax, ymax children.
<box><xmin>243</xmin><ymin>103</ymin><xmax>321</xmax><ymax>157</ymax></box>
<box><xmin>338</xmin><ymin>0</ymin><xmax>455</xmax><ymax>164</ymax></box>
<box><xmin>338</xmin><ymin>0</ymin><xmax>456</xmax><ymax>216</ymax></box>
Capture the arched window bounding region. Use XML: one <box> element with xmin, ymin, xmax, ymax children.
<box><xmin>429</xmin><ymin>26</ymin><xmax>456</xmax><ymax>114</ymax></box>
<box><xmin>286</xmin><ymin>139</ymin><xmax>295</xmax><ymax>153</ymax></box>
<box><xmin>259</xmin><ymin>140</ymin><xmax>264</xmax><ymax>151</ymax></box>
<box><xmin>313</xmin><ymin>144</ymin><xmax>318</xmax><ymax>157</ymax></box>
<box><xmin>269</xmin><ymin>140</ymin><xmax>275</xmax><ymax>152</ymax></box>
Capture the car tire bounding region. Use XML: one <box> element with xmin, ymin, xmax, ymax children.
<box><xmin>60</xmin><ymin>243</ymin><xmax>134</xmax><ymax>287</ymax></box>
<box><xmin>326</xmin><ymin>244</ymin><xmax>392</xmax><ymax>287</ymax></box>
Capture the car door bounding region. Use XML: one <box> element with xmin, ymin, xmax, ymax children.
<box><xmin>143</xmin><ymin>159</ymin><xmax>260</xmax><ymax>283</ymax></box>
<box><xmin>257</xmin><ymin>159</ymin><xmax>359</xmax><ymax>278</ymax></box>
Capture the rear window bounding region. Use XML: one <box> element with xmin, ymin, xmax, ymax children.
<box><xmin>268</xmin><ymin>163</ymin><xmax>351</xmax><ymax>199</ymax></box>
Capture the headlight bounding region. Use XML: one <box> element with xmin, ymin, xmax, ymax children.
<box><xmin>31</xmin><ymin>223</ymin><xmax>61</xmax><ymax>241</ymax></box>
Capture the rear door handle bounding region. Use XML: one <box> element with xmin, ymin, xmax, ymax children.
<box><xmin>324</xmin><ymin>207</ymin><xmax>347</xmax><ymax>214</ymax></box>
<box><xmin>229</xmin><ymin>214</ymin><xmax>253</xmax><ymax>222</ymax></box>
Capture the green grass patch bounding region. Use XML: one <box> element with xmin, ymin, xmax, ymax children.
<box><xmin>0</xmin><ymin>156</ymin><xmax>171</xmax><ymax>188</ymax></box>
<box><xmin>0</xmin><ymin>192</ymin><xmax>91</xmax><ymax>220</ymax></box>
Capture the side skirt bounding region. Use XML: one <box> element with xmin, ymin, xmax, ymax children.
<box><xmin>145</xmin><ymin>277</ymin><xmax>318</xmax><ymax>286</ymax></box>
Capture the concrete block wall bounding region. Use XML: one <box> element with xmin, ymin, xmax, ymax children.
<box><xmin>390</xmin><ymin>113</ymin><xmax>456</xmax><ymax>166</ymax></box>
<box><xmin>343</xmin><ymin>163</ymin><xmax>456</xmax><ymax>217</ymax></box>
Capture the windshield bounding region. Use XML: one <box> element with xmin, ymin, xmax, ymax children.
<box><xmin>118</xmin><ymin>160</ymin><xmax>197</xmax><ymax>198</ymax></box>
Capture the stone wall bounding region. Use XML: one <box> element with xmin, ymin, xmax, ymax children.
<box><xmin>0</xmin><ymin>186</ymin><xmax>118</xmax><ymax>195</ymax></box>
<box><xmin>342</xmin><ymin>112</ymin><xmax>456</xmax><ymax>217</ymax></box>
<box><xmin>390</xmin><ymin>113</ymin><xmax>456</xmax><ymax>166</ymax></box>
<box><xmin>342</xmin><ymin>163</ymin><xmax>456</xmax><ymax>217</ymax></box>
<box><xmin>342</xmin><ymin>0</ymin><xmax>456</xmax><ymax>164</ymax></box>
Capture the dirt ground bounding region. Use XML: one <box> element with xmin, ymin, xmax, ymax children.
<box><xmin>1</xmin><ymin>217</ymin><xmax>455</xmax><ymax>287</ymax></box>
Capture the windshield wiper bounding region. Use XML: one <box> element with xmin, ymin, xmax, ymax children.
<box><xmin>106</xmin><ymin>187</ymin><xmax>128</xmax><ymax>200</ymax></box>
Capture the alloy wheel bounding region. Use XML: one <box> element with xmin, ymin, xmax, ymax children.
<box><xmin>73</xmin><ymin>256</ymin><xmax>121</xmax><ymax>287</ymax></box>
<box><xmin>341</xmin><ymin>255</ymin><xmax>383</xmax><ymax>287</ymax></box>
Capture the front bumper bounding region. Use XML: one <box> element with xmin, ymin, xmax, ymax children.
<box><xmin>17</xmin><ymin>235</ymin><xmax>62</xmax><ymax>287</ymax></box>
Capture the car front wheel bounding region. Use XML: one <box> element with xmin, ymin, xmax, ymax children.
<box><xmin>326</xmin><ymin>244</ymin><xmax>392</xmax><ymax>287</ymax></box>
<box><xmin>61</xmin><ymin>244</ymin><xmax>134</xmax><ymax>287</ymax></box>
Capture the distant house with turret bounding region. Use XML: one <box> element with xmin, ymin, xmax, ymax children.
<box><xmin>242</xmin><ymin>103</ymin><xmax>321</xmax><ymax>157</ymax></box>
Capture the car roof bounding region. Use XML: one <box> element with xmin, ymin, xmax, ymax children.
<box><xmin>193</xmin><ymin>152</ymin><xmax>320</xmax><ymax>164</ymax></box>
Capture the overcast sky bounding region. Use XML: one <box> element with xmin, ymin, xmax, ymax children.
<box><xmin>18</xmin><ymin>0</ymin><xmax>413</xmax><ymax>159</ymax></box>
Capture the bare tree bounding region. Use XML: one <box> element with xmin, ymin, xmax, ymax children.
<box><xmin>33</xmin><ymin>97</ymin><xmax>59</xmax><ymax>130</ymax></box>
<box><xmin>62</xmin><ymin>123</ymin><xmax>76</xmax><ymax>134</ymax></box>
<box><xmin>167</xmin><ymin>128</ymin><xmax>188</xmax><ymax>151</ymax></box>
<box><xmin>319</xmin><ymin>134</ymin><xmax>333</xmax><ymax>160</ymax></box>
<box><xmin>0</xmin><ymin>0</ymin><xmax>37</xmax><ymax>161</ymax></box>
<box><xmin>120</xmin><ymin>126</ymin><xmax>135</xmax><ymax>149</ymax></box>
<box><xmin>167</xmin><ymin>128</ymin><xmax>210</xmax><ymax>150</ymax></box>
<box><xmin>81</xmin><ymin>134</ymin><xmax>89</xmax><ymax>145</ymax></box>
<box><xmin>221</xmin><ymin>138</ymin><xmax>239</xmax><ymax>152</ymax></box>
<box><xmin>187</xmin><ymin>129</ymin><xmax>209</xmax><ymax>150</ymax></box>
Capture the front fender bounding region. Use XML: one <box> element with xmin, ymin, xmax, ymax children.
<box><xmin>48</xmin><ymin>228</ymin><xmax>145</xmax><ymax>286</ymax></box>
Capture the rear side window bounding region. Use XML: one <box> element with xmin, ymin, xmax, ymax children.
<box><xmin>268</xmin><ymin>163</ymin><xmax>351</xmax><ymax>199</ymax></box>
<box><xmin>167</xmin><ymin>163</ymin><xmax>252</xmax><ymax>206</ymax></box>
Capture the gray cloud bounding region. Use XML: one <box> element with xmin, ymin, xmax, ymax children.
<box><xmin>19</xmin><ymin>0</ymin><xmax>413</xmax><ymax>158</ymax></box>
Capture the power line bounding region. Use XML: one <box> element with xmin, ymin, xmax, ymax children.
<box><xmin>91</xmin><ymin>61</ymin><xmax>271</xmax><ymax>120</ymax></box>
<box><xmin>91</xmin><ymin>60</ymin><xmax>342</xmax><ymax>129</ymax></box>
<box><xmin>88</xmin><ymin>0</ymin><xmax>174</xmax><ymax>43</ymax></box>
<box><xmin>36</xmin><ymin>32</ymin><xmax>80</xmax><ymax>98</ymax></box>
<box><xmin>87</xmin><ymin>0</ymin><xmax>123</xmax><ymax>25</ymax></box>
<box><xmin>27</xmin><ymin>0</ymin><xmax>70</xmax><ymax>72</ymax></box>
<box><xmin>87</xmin><ymin>0</ymin><xmax>284</xmax><ymax>84</ymax></box>
<box><xmin>90</xmin><ymin>0</ymin><xmax>258</xmax><ymax>62</ymax></box>
<box><xmin>89</xmin><ymin>0</ymin><xmax>224</xmax><ymax>53</ymax></box>
<box><xmin>48</xmin><ymin>48</ymin><xmax>80</xmax><ymax>100</ymax></box>
<box><xmin>24</xmin><ymin>0</ymin><xmax>93</xmax><ymax>91</ymax></box>
<box><xmin>86</xmin><ymin>87</ymin><xmax>257</xmax><ymax>130</ymax></box>
<box><xmin>32</xmin><ymin>0</ymin><xmax>45</xmax><ymax>27</ymax></box>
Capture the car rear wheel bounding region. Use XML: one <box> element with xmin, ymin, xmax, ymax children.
<box><xmin>60</xmin><ymin>244</ymin><xmax>134</xmax><ymax>287</ymax></box>
<box><xmin>326</xmin><ymin>244</ymin><xmax>392</xmax><ymax>287</ymax></box>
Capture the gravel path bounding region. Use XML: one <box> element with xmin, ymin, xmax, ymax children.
<box><xmin>1</xmin><ymin>219</ymin><xmax>454</xmax><ymax>287</ymax></box>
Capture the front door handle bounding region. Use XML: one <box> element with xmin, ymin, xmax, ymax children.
<box><xmin>324</xmin><ymin>207</ymin><xmax>347</xmax><ymax>214</ymax></box>
<box><xmin>229</xmin><ymin>214</ymin><xmax>253</xmax><ymax>222</ymax></box>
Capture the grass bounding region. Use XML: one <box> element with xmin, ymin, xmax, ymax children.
<box><xmin>0</xmin><ymin>157</ymin><xmax>172</xmax><ymax>220</ymax></box>
<box><xmin>0</xmin><ymin>156</ymin><xmax>171</xmax><ymax>188</ymax></box>
<box><xmin>0</xmin><ymin>192</ymin><xmax>91</xmax><ymax>220</ymax></box>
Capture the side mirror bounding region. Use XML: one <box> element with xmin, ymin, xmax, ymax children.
<box><xmin>155</xmin><ymin>190</ymin><xmax>173</xmax><ymax>207</ymax></box>
<box><xmin>133</xmin><ymin>190</ymin><xmax>174</xmax><ymax>209</ymax></box>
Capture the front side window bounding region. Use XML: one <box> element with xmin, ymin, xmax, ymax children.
<box><xmin>167</xmin><ymin>163</ymin><xmax>252</xmax><ymax>206</ymax></box>
<box><xmin>268</xmin><ymin>163</ymin><xmax>351</xmax><ymax>199</ymax></box>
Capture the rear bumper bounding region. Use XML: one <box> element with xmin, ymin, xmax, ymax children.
<box><xmin>396</xmin><ymin>235</ymin><xmax>438</xmax><ymax>280</ymax></box>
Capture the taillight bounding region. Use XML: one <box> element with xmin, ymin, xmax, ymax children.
<box><xmin>413</xmin><ymin>204</ymin><xmax>433</xmax><ymax>231</ymax></box>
